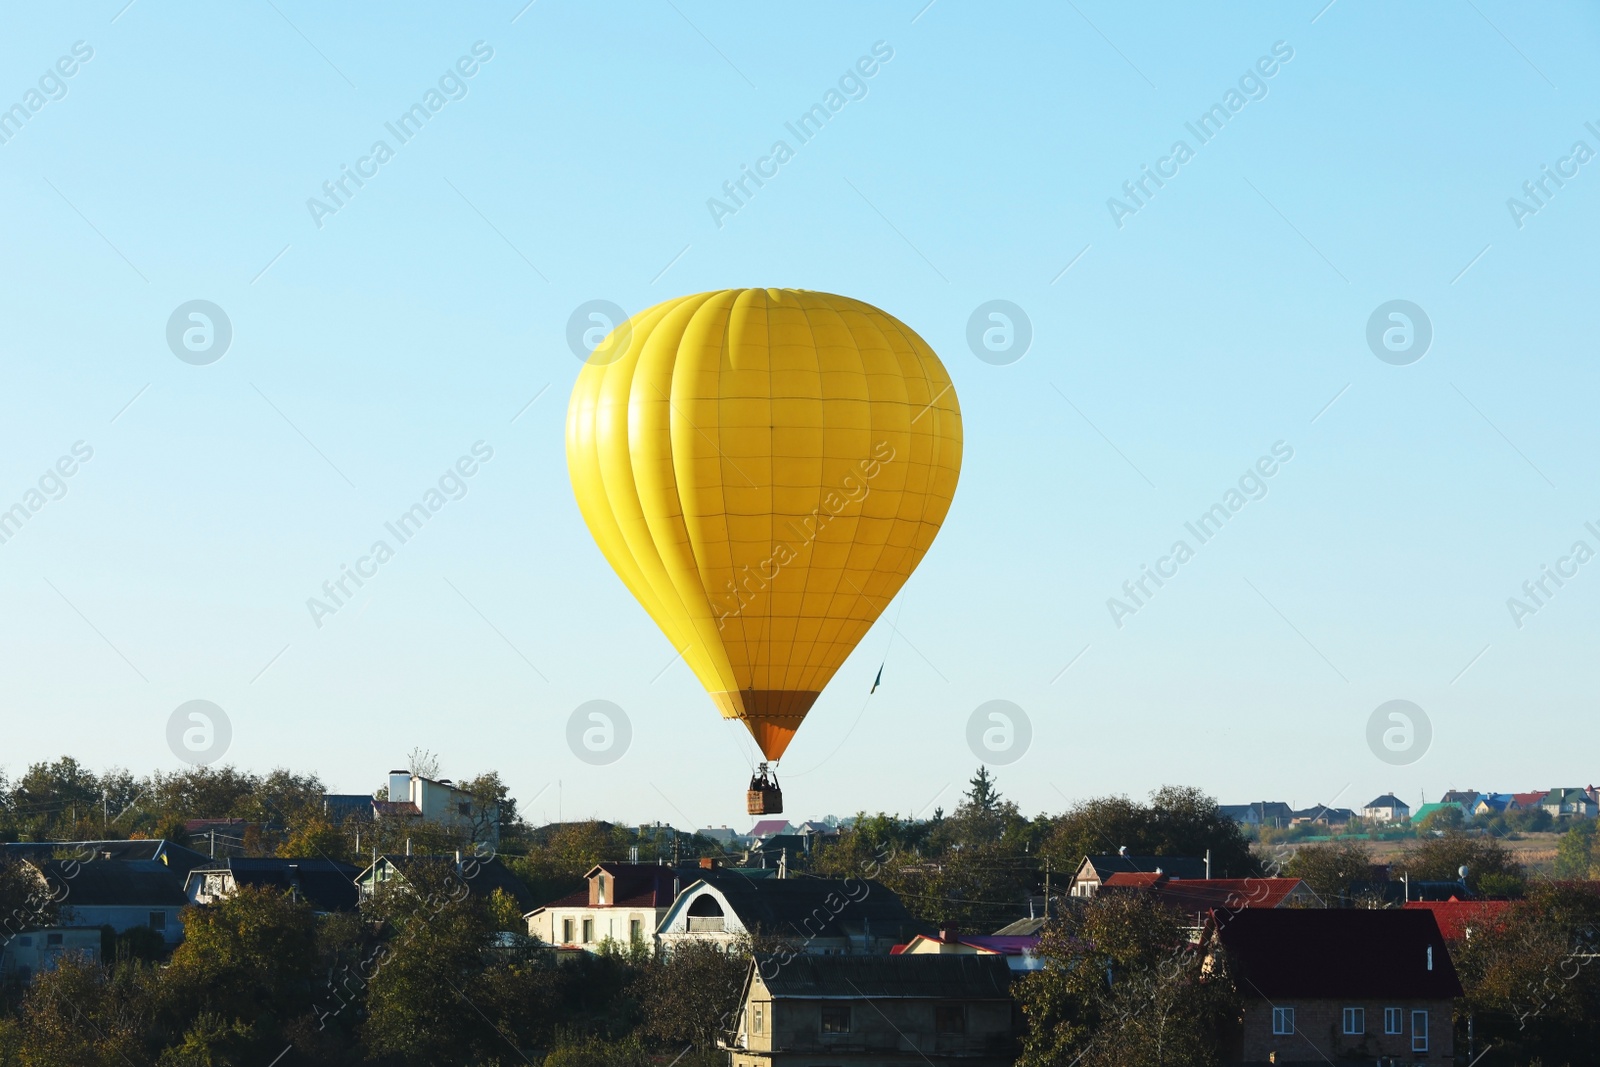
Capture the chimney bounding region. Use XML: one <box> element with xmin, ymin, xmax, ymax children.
<box><xmin>940</xmin><ymin>922</ymin><xmax>959</xmax><ymax>943</ymax></box>
<box><xmin>405</xmin><ymin>835</ymin><xmax>412</xmax><ymax>857</ymax></box>
<box><xmin>700</xmin><ymin>857</ymin><xmax>715</xmax><ymax>869</ymax></box>
<box><xmin>388</xmin><ymin>770</ymin><xmax>410</xmax><ymax>802</ymax></box>
<box><xmin>1205</xmin><ymin>849</ymin><xmax>1212</xmax><ymax>879</ymax></box>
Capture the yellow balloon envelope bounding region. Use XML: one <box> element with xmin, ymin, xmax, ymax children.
<box><xmin>566</xmin><ymin>289</ymin><xmax>962</xmax><ymax>761</ymax></box>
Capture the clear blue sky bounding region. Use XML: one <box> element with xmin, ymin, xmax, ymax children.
<box><xmin>2</xmin><ymin>1</ymin><xmax>1597</xmax><ymax>830</ymax></box>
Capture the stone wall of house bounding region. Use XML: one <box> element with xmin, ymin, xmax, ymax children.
<box><xmin>1239</xmin><ymin>997</ymin><xmax>1454</xmax><ymax>1064</ymax></box>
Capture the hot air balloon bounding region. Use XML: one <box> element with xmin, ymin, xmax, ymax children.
<box><xmin>565</xmin><ymin>289</ymin><xmax>962</xmax><ymax>813</ymax></box>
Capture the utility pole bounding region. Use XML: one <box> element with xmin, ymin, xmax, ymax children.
<box><xmin>1043</xmin><ymin>858</ymin><xmax>1051</xmax><ymax>920</ymax></box>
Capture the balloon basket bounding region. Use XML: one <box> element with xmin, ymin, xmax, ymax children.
<box><xmin>747</xmin><ymin>786</ymin><xmax>783</xmax><ymax>815</ymax></box>
<box><xmin>746</xmin><ymin>762</ymin><xmax>782</xmax><ymax>814</ymax></box>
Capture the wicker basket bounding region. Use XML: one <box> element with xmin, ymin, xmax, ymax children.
<box><xmin>746</xmin><ymin>786</ymin><xmax>783</xmax><ymax>815</ymax></box>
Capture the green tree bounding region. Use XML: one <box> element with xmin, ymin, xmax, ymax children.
<box><xmin>1041</xmin><ymin>786</ymin><xmax>1255</xmax><ymax>879</ymax></box>
<box><xmin>1283</xmin><ymin>840</ymin><xmax>1373</xmax><ymax>904</ymax></box>
<box><xmin>161</xmin><ymin>886</ymin><xmax>319</xmax><ymax>1032</ymax></box>
<box><xmin>635</xmin><ymin>939</ymin><xmax>749</xmax><ymax>1051</ymax></box>
<box><xmin>1554</xmin><ymin>821</ymin><xmax>1599</xmax><ymax>879</ymax></box>
<box><xmin>1399</xmin><ymin>830</ymin><xmax>1524</xmax><ymax>896</ymax></box>
<box><xmin>1016</xmin><ymin>893</ymin><xmax>1238</xmax><ymax>1067</ymax></box>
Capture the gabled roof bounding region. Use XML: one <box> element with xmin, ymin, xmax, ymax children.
<box><xmin>585</xmin><ymin>863</ymin><xmax>679</xmax><ymax>908</ymax></box>
<box><xmin>1078</xmin><ymin>855</ymin><xmax>1208</xmax><ymax>880</ymax></box>
<box><xmin>526</xmin><ymin>888</ymin><xmax>590</xmax><ymax>916</ymax></box>
<box><xmin>364</xmin><ymin>854</ymin><xmax>535</xmax><ymax>911</ymax></box>
<box><xmin>1513</xmin><ymin>791</ymin><xmax>1547</xmax><ymax>808</ymax></box>
<box><xmin>188</xmin><ymin>857</ymin><xmax>361</xmax><ymax>912</ymax></box>
<box><xmin>1</xmin><ymin>839</ymin><xmax>210</xmax><ymax>878</ymax></box>
<box><xmin>748</xmin><ymin>819</ymin><xmax>790</xmax><ymax>838</ymax></box>
<box><xmin>894</xmin><ymin>932</ymin><xmax>1037</xmax><ymax>957</ymax></box>
<box><xmin>1546</xmin><ymin>787</ymin><xmax>1595</xmax><ymax>804</ymax></box>
<box><xmin>1364</xmin><ymin>794</ymin><xmax>1409</xmax><ymax>809</ymax></box>
<box><xmin>372</xmin><ymin>800</ymin><xmax>421</xmax><ymax>818</ymax></box>
<box><xmin>36</xmin><ymin>858</ymin><xmax>188</xmax><ymax>908</ymax></box>
<box><xmin>754</xmin><ymin>952</ymin><xmax>1013</xmax><ymax>998</ymax></box>
<box><xmin>672</xmin><ymin>872</ymin><xmax>926</xmax><ymax>942</ymax></box>
<box><xmin>1216</xmin><ymin>908</ymin><xmax>1462</xmax><ymax>999</ymax></box>
<box><xmin>1403</xmin><ymin>900</ymin><xmax>1513</xmax><ymax>941</ymax></box>
<box><xmin>1103</xmin><ymin>873</ymin><xmax>1312</xmax><ymax>912</ymax></box>
<box><xmin>992</xmin><ymin>916</ymin><xmax>1046</xmax><ymax>936</ymax></box>
<box><xmin>323</xmin><ymin>794</ymin><xmax>376</xmax><ymax>823</ymax></box>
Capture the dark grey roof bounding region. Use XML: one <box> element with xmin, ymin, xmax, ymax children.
<box><xmin>755</xmin><ymin>952</ymin><xmax>1013</xmax><ymax>998</ymax></box>
<box><xmin>190</xmin><ymin>857</ymin><xmax>361</xmax><ymax>912</ymax></box>
<box><xmin>1217</xmin><ymin>908</ymin><xmax>1462</xmax><ymax>999</ymax></box>
<box><xmin>992</xmin><ymin>916</ymin><xmax>1046</xmax><ymax>936</ymax></box>
<box><xmin>698</xmin><ymin>872</ymin><xmax>927</xmax><ymax>941</ymax></box>
<box><xmin>373</xmin><ymin>854</ymin><xmax>536</xmax><ymax>912</ymax></box>
<box><xmin>322</xmin><ymin>794</ymin><xmax>375</xmax><ymax>823</ymax></box>
<box><xmin>1365</xmin><ymin>794</ymin><xmax>1409</xmax><ymax>808</ymax></box>
<box><xmin>37</xmin><ymin>858</ymin><xmax>188</xmax><ymax>907</ymax></box>
<box><xmin>3</xmin><ymin>840</ymin><xmax>210</xmax><ymax>879</ymax></box>
<box><xmin>1081</xmin><ymin>855</ymin><xmax>1207</xmax><ymax>880</ymax></box>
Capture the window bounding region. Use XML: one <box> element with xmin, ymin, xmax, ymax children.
<box><xmin>1272</xmin><ymin>1006</ymin><xmax>1294</xmax><ymax>1035</ymax></box>
<box><xmin>581</xmin><ymin>919</ymin><xmax>593</xmax><ymax>943</ymax></box>
<box><xmin>935</xmin><ymin>1004</ymin><xmax>966</xmax><ymax>1033</ymax></box>
<box><xmin>562</xmin><ymin>918</ymin><xmax>574</xmax><ymax>943</ymax></box>
<box><xmin>1412</xmin><ymin>1010</ymin><xmax>1428</xmax><ymax>1052</ymax></box>
<box><xmin>630</xmin><ymin>919</ymin><xmax>643</xmax><ymax>941</ymax></box>
<box><xmin>598</xmin><ymin>875</ymin><xmax>607</xmax><ymax>904</ymax></box>
<box><xmin>752</xmin><ymin>1004</ymin><xmax>763</xmax><ymax>1034</ymax></box>
<box><xmin>1342</xmin><ymin>1007</ymin><xmax>1364</xmax><ymax>1035</ymax></box>
<box><xmin>17</xmin><ymin>936</ymin><xmax>31</xmax><ymax>947</ymax></box>
<box><xmin>148</xmin><ymin>911</ymin><xmax>167</xmax><ymax>931</ymax></box>
<box><xmin>457</xmin><ymin>801</ymin><xmax>471</xmax><ymax>816</ymax></box>
<box><xmin>821</xmin><ymin>1005</ymin><xmax>852</xmax><ymax>1034</ymax></box>
<box><xmin>46</xmin><ymin>934</ymin><xmax>62</xmax><ymax>947</ymax></box>
<box><xmin>1384</xmin><ymin>1007</ymin><xmax>1402</xmax><ymax>1034</ymax></box>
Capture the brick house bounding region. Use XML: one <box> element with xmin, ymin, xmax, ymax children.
<box><xmin>1212</xmin><ymin>908</ymin><xmax>1461</xmax><ymax>1065</ymax></box>
<box><xmin>722</xmin><ymin>953</ymin><xmax>1017</xmax><ymax>1066</ymax></box>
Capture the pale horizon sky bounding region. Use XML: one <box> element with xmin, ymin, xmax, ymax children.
<box><xmin>2</xmin><ymin>2</ymin><xmax>1597</xmax><ymax>831</ymax></box>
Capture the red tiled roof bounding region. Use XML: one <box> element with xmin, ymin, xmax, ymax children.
<box><xmin>1403</xmin><ymin>900</ymin><xmax>1513</xmax><ymax>941</ymax></box>
<box><xmin>1513</xmin><ymin>791</ymin><xmax>1548</xmax><ymax>807</ymax></box>
<box><xmin>1102</xmin><ymin>873</ymin><xmax>1309</xmax><ymax>911</ymax></box>
<box><xmin>373</xmin><ymin>800</ymin><xmax>421</xmax><ymax>817</ymax></box>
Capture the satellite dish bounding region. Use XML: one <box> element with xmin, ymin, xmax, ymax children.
<box><xmin>1118</xmin><ymin>845</ymin><xmax>1128</xmax><ymax>856</ymax></box>
<box><xmin>1458</xmin><ymin>865</ymin><xmax>1469</xmax><ymax>879</ymax></box>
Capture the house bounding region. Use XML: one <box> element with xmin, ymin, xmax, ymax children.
<box><xmin>1512</xmin><ymin>790</ymin><xmax>1548</xmax><ymax>812</ymax></box>
<box><xmin>696</xmin><ymin>826</ymin><xmax>748</xmax><ymax>849</ymax></box>
<box><xmin>0</xmin><ymin>839</ymin><xmax>209</xmax><ymax>881</ymax></box>
<box><xmin>747</xmin><ymin>833</ymin><xmax>808</xmax><ymax>872</ymax></box>
<box><xmin>0</xmin><ymin>927</ymin><xmax>101</xmax><ymax>982</ymax></box>
<box><xmin>1439</xmin><ymin>789</ymin><xmax>1481</xmax><ymax>812</ymax></box>
<box><xmin>31</xmin><ymin>858</ymin><xmax>189</xmax><ymax>945</ymax></box>
<box><xmin>749</xmin><ymin>819</ymin><xmax>791</xmax><ymax>840</ymax></box>
<box><xmin>656</xmin><ymin>871</ymin><xmax>927</xmax><ymax>956</ymax></box>
<box><xmin>1543</xmin><ymin>787</ymin><xmax>1598</xmax><ymax>819</ymax></box>
<box><xmin>184</xmin><ymin>857</ymin><xmax>361</xmax><ymax>913</ymax></box>
<box><xmin>524</xmin><ymin>862</ymin><xmax>679</xmax><ymax>952</ymax></box>
<box><xmin>1212</xmin><ymin>908</ymin><xmax>1461</xmax><ymax>1064</ymax></box>
<box><xmin>893</xmin><ymin>924</ymin><xmax>1041</xmax><ymax>972</ymax></box>
<box><xmin>1068</xmin><ymin>854</ymin><xmax>1209</xmax><ymax>897</ymax></box>
<box><xmin>1220</xmin><ymin>802</ymin><xmax>1295</xmax><ymax>829</ymax></box>
<box><xmin>1101</xmin><ymin>872</ymin><xmax>1319</xmax><ymax>932</ymax></box>
<box><xmin>1403</xmin><ymin>900</ymin><xmax>1513</xmax><ymax>943</ymax></box>
<box><xmin>722</xmin><ymin>953</ymin><xmax>1017</xmax><ymax>1066</ymax></box>
<box><xmin>1474</xmin><ymin>793</ymin><xmax>1517</xmax><ymax>817</ymax></box>
<box><xmin>1413</xmin><ymin>802</ymin><xmax>1468</xmax><ymax>828</ymax></box>
<box><xmin>376</xmin><ymin>769</ymin><xmax>500</xmax><ymax>846</ymax></box>
<box><xmin>323</xmin><ymin>793</ymin><xmax>378</xmax><ymax>825</ymax></box>
<box><xmin>1290</xmin><ymin>805</ymin><xmax>1355</xmax><ymax>828</ymax></box>
<box><xmin>356</xmin><ymin>853</ymin><xmax>534</xmax><ymax>912</ymax></box>
<box><xmin>1360</xmin><ymin>794</ymin><xmax>1411</xmax><ymax>823</ymax></box>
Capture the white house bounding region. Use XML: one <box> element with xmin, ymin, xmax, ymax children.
<box><xmin>1362</xmin><ymin>794</ymin><xmax>1412</xmax><ymax>823</ymax></box>
<box><xmin>376</xmin><ymin>769</ymin><xmax>500</xmax><ymax>846</ymax></box>
<box><xmin>0</xmin><ymin>928</ymin><xmax>101</xmax><ymax>982</ymax></box>
<box><xmin>524</xmin><ymin>862</ymin><xmax>679</xmax><ymax>952</ymax></box>
<box><xmin>37</xmin><ymin>858</ymin><xmax>189</xmax><ymax>946</ymax></box>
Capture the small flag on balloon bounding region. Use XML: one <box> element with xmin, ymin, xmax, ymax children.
<box><xmin>870</xmin><ymin>664</ymin><xmax>883</xmax><ymax>694</ymax></box>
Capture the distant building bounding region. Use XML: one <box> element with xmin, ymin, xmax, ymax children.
<box><xmin>1474</xmin><ymin>793</ymin><xmax>1517</xmax><ymax>817</ymax></box>
<box><xmin>1439</xmin><ymin>789</ymin><xmax>1481</xmax><ymax>812</ymax></box>
<box><xmin>1219</xmin><ymin>802</ymin><xmax>1295</xmax><ymax>829</ymax></box>
<box><xmin>34</xmin><ymin>858</ymin><xmax>188</xmax><ymax>945</ymax></box>
<box><xmin>0</xmin><ymin>839</ymin><xmax>209</xmax><ymax>880</ymax></box>
<box><xmin>1211</xmin><ymin>908</ymin><xmax>1461</xmax><ymax>1064</ymax></box>
<box><xmin>894</xmin><ymin>924</ymin><xmax>1041</xmax><ymax>972</ymax></box>
<box><xmin>1100</xmin><ymin>872</ymin><xmax>1320</xmax><ymax>931</ymax></box>
<box><xmin>657</xmin><ymin>872</ymin><xmax>927</xmax><ymax>956</ymax></box>
<box><xmin>1068</xmin><ymin>854</ymin><xmax>1208</xmax><ymax>897</ymax></box>
<box><xmin>1413</xmin><ymin>802</ymin><xmax>1468</xmax><ymax>827</ymax></box>
<box><xmin>0</xmin><ymin>928</ymin><xmax>101</xmax><ymax>982</ymax></box>
<box><xmin>748</xmin><ymin>819</ymin><xmax>791</xmax><ymax>839</ymax></box>
<box><xmin>525</xmin><ymin>862</ymin><xmax>679</xmax><ymax>952</ymax></box>
<box><xmin>184</xmin><ymin>857</ymin><xmax>361</xmax><ymax>913</ymax></box>
<box><xmin>356</xmin><ymin>853</ymin><xmax>533</xmax><ymax>912</ymax></box>
<box><xmin>722</xmin><ymin>953</ymin><xmax>1017</xmax><ymax>1067</ymax></box>
<box><xmin>1361</xmin><ymin>794</ymin><xmax>1411</xmax><ymax>823</ymax></box>
<box><xmin>1543</xmin><ymin>787</ymin><xmax>1598</xmax><ymax>819</ymax></box>
<box><xmin>1512</xmin><ymin>790</ymin><xmax>1549</xmax><ymax>812</ymax></box>
<box><xmin>696</xmin><ymin>826</ymin><xmax>747</xmax><ymax>848</ymax></box>
<box><xmin>376</xmin><ymin>770</ymin><xmax>500</xmax><ymax>847</ymax></box>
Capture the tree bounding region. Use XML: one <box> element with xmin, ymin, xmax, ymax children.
<box><xmin>1284</xmin><ymin>841</ymin><xmax>1373</xmax><ymax>904</ymax></box>
<box><xmin>1554</xmin><ymin>821</ymin><xmax>1599</xmax><ymax>879</ymax></box>
<box><xmin>161</xmin><ymin>886</ymin><xmax>320</xmax><ymax>1029</ymax></box>
<box><xmin>1016</xmin><ymin>893</ymin><xmax>1238</xmax><ymax>1067</ymax></box>
<box><xmin>459</xmin><ymin>770</ymin><xmax>518</xmax><ymax>845</ymax></box>
<box><xmin>1041</xmin><ymin>787</ymin><xmax>1256</xmax><ymax>879</ymax></box>
<box><xmin>1399</xmin><ymin>831</ymin><xmax>1525</xmax><ymax>896</ymax></box>
<box><xmin>1416</xmin><ymin>805</ymin><xmax>1464</xmax><ymax>833</ymax></box>
<box><xmin>636</xmin><ymin>939</ymin><xmax>749</xmax><ymax>1051</ymax></box>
